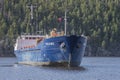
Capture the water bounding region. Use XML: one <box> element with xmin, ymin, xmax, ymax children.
<box><xmin>0</xmin><ymin>57</ymin><xmax>120</xmax><ymax>80</ymax></box>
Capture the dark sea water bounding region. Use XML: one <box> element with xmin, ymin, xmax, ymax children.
<box><xmin>0</xmin><ymin>57</ymin><xmax>120</xmax><ymax>80</ymax></box>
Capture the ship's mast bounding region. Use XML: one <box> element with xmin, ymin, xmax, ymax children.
<box><xmin>27</xmin><ymin>4</ymin><xmax>37</xmax><ymax>34</ymax></box>
<box><xmin>30</xmin><ymin>4</ymin><xmax>34</xmax><ymax>19</ymax></box>
<box><xmin>64</xmin><ymin>9</ymin><xmax>67</xmax><ymax>35</ymax></box>
<box><xmin>27</xmin><ymin>4</ymin><xmax>37</xmax><ymax>20</ymax></box>
<box><xmin>64</xmin><ymin>0</ymin><xmax>68</xmax><ymax>36</ymax></box>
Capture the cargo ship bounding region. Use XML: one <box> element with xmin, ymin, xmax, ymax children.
<box><xmin>14</xmin><ymin>5</ymin><xmax>87</xmax><ymax>67</ymax></box>
<box><xmin>14</xmin><ymin>34</ymin><xmax>87</xmax><ymax>67</ymax></box>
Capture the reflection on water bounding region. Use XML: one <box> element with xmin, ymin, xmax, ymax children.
<box><xmin>0</xmin><ymin>57</ymin><xmax>120</xmax><ymax>80</ymax></box>
<box><xmin>38</xmin><ymin>66</ymin><xmax>86</xmax><ymax>71</ymax></box>
<box><xmin>0</xmin><ymin>63</ymin><xmax>21</xmax><ymax>67</ymax></box>
<box><xmin>0</xmin><ymin>64</ymin><xmax>14</xmax><ymax>67</ymax></box>
<box><xmin>0</xmin><ymin>63</ymin><xmax>86</xmax><ymax>72</ymax></box>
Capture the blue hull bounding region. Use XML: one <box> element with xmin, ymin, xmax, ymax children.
<box><xmin>14</xmin><ymin>35</ymin><xmax>87</xmax><ymax>67</ymax></box>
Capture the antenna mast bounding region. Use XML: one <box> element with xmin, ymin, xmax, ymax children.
<box><xmin>64</xmin><ymin>0</ymin><xmax>68</xmax><ymax>35</ymax></box>
<box><xmin>64</xmin><ymin>10</ymin><xmax>67</xmax><ymax>35</ymax></box>
<box><xmin>27</xmin><ymin>4</ymin><xmax>37</xmax><ymax>34</ymax></box>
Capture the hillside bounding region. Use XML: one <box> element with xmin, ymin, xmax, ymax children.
<box><xmin>0</xmin><ymin>0</ymin><xmax>120</xmax><ymax>56</ymax></box>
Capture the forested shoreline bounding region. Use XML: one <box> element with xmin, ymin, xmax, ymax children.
<box><xmin>0</xmin><ymin>0</ymin><xmax>120</xmax><ymax>57</ymax></box>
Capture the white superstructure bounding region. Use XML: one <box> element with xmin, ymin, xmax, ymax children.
<box><xmin>14</xmin><ymin>35</ymin><xmax>45</xmax><ymax>50</ymax></box>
